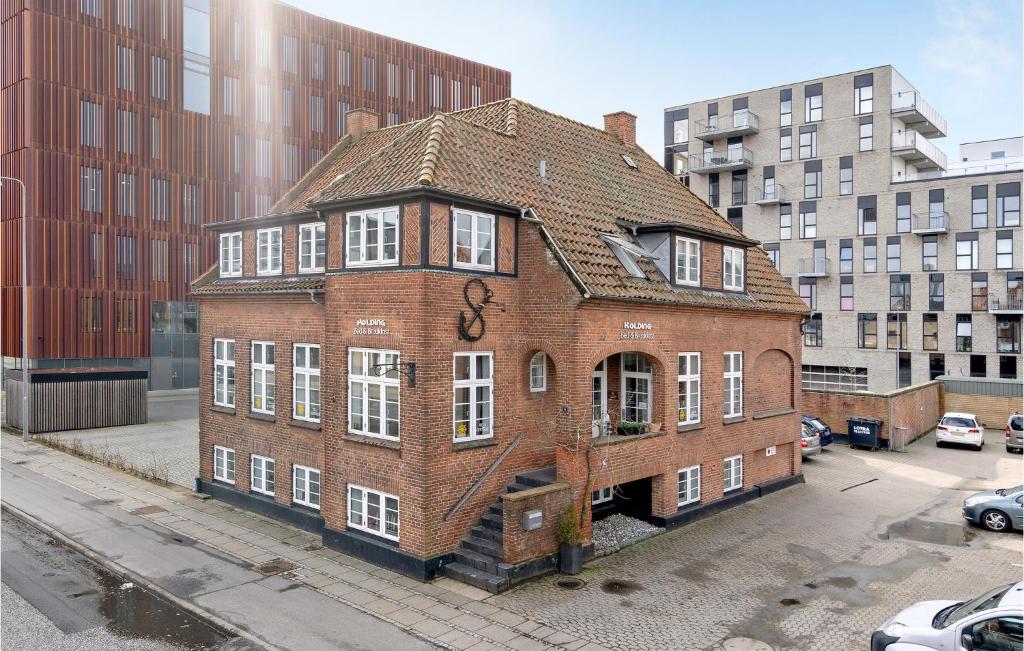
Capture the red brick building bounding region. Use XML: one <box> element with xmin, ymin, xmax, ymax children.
<box><xmin>193</xmin><ymin>99</ymin><xmax>809</xmax><ymax>591</ymax></box>
<box><xmin>1</xmin><ymin>0</ymin><xmax>509</xmax><ymax>388</ymax></box>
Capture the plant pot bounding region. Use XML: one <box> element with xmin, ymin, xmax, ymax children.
<box><xmin>560</xmin><ymin>543</ymin><xmax>583</xmax><ymax>575</ymax></box>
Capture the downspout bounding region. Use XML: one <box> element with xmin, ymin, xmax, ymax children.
<box><xmin>520</xmin><ymin>207</ymin><xmax>591</xmax><ymax>299</ymax></box>
<box><xmin>308</xmin><ymin>289</ymin><xmax>324</xmax><ymax>309</ymax></box>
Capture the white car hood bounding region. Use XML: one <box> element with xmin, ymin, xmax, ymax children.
<box><xmin>882</xmin><ymin>600</ymin><xmax>961</xmax><ymax>636</ymax></box>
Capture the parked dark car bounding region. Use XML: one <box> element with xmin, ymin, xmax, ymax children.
<box><xmin>802</xmin><ymin>415</ymin><xmax>834</xmax><ymax>447</ymax></box>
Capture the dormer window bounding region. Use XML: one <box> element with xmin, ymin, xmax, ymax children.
<box><xmin>601</xmin><ymin>233</ymin><xmax>648</xmax><ymax>279</ymax></box>
<box><xmin>723</xmin><ymin>247</ymin><xmax>745</xmax><ymax>291</ymax></box>
<box><xmin>219</xmin><ymin>232</ymin><xmax>241</xmax><ymax>277</ymax></box>
<box><xmin>675</xmin><ymin>237</ymin><xmax>700</xmax><ymax>286</ymax></box>
<box><xmin>453</xmin><ymin>209</ymin><xmax>494</xmax><ymax>271</ymax></box>
<box><xmin>256</xmin><ymin>227</ymin><xmax>282</xmax><ymax>275</ymax></box>
<box><xmin>347</xmin><ymin>207</ymin><xmax>399</xmax><ymax>267</ymax></box>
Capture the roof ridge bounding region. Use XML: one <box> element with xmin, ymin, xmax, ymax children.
<box><xmin>505</xmin><ymin>98</ymin><xmax>519</xmax><ymax>136</ymax></box>
<box><xmin>417</xmin><ymin>113</ymin><xmax>447</xmax><ymax>186</ymax></box>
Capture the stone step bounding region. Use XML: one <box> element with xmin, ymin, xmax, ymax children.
<box><xmin>504</xmin><ymin>482</ymin><xmax>534</xmax><ymax>494</ymax></box>
<box><xmin>480</xmin><ymin>512</ymin><xmax>502</xmax><ymax>530</ymax></box>
<box><xmin>443</xmin><ymin>562</ymin><xmax>507</xmax><ymax>594</ymax></box>
<box><xmin>462</xmin><ymin>534</ymin><xmax>503</xmax><ymax>558</ymax></box>
<box><xmin>515</xmin><ymin>466</ymin><xmax>556</xmax><ymax>488</ymax></box>
<box><xmin>471</xmin><ymin>525</ymin><xmax>503</xmax><ymax>543</ymax></box>
<box><xmin>488</xmin><ymin>502</ymin><xmax>503</xmax><ymax>516</ymax></box>
<box><xmin>455</xmin><ymin>547</ymin><xmax>499</xmax><ymax>574</ymax></box>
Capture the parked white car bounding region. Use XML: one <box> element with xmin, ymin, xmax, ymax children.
<box><xmin>871</xmin><ymin>582</ymin><xmax>1023</xmax><ymax>650</ymax></box>
<box><xmin>936</xmin><ymin>412</ymin><xmax>985</xmax><ymax>451</ymax></box>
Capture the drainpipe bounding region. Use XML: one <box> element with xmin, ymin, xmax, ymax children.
<box><xmin>520</xmin><ymin>207</ymin><xmax>591</xmax><ymax>299</ymax></box>
<box><xmin>308</xmin><ymin>289</ymin><xmax>324</xmax><ymax>309</ymax></box>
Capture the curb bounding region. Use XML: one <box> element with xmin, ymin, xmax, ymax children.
<box><xmin>1</xmin><ymin>501</ymin><xmax>276</xmax><ymax>651</ymax></box>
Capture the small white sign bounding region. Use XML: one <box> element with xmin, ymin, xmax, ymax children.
<box><xmin>354</xmin><ymin>318</ymin><xmax>389</xmax><ymax>335</ymax></box>
<box><xmin>620</xmin><ymin>321</ymin><xmax>655</xmax><ymax>340</ymax></box>
<box><xmin>766</xmin><ymin>446</ymin><xmax>777</xmax><ymax>457</ymax></box>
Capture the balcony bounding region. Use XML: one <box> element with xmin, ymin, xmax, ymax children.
<box><xmin>797</xmin><ymin>257</ymin><xmax>831</xmax><ymax>278</ymax></box>
<box><xmin>694</xmin><ymin>110</ymin><xmax>760</xmax><ymax>141</ymax></box>
<box><xmin>910</xmin><ymin>211</ymin><xmax>949</xmax><ymax>234</ymax></box>
<box><xmin>689</xmin><ymin>147</ymin><xmax>753</xmax><ymax>174</ymax></box>
<box><xmin>891</xmin><ymin>91</ymin><xmax>947</xmax><ymax>138</ymax></box>
<box><xmin>891</xmin><ymin>130</ymin><xmax>947</xmax><ymax>171</ymax></box>
<box><xmin>753</xmin><ymin>184</ymin><xmax>786</xmax><ymax>205</ymax></box>
<box><xmin>989</xmin><ymin>292</ymin><xmax>1023</xmax><ymax>314</ymax></box>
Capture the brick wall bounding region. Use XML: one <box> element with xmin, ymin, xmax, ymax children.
<box><xmin>942</xmin><ymin>392</ymin><xmax>1021</xmax><ymax>429</ymax></box>
<box><xmin>500</xmin><ymin>483</ymin><xmax>573</xmax><ymax>564</ymax></box>
<box><xmin>802</xmin><ymin>380</ymin><xmax>941</xmax><ymax>442</ymax></box>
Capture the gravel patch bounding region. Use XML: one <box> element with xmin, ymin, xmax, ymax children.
<box><xmin>591</xmin><ymin>513</ymin><xmax>664</xmax><ymax>557</ymax></box>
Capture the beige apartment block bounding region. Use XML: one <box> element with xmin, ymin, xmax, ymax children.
<box><xmin>665</xmin><ymin>65</ymin><xmax>1022</xmax><ymax>392</ymax></box>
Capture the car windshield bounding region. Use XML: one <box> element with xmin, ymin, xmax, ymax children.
<box><xmin>940</xmin><ymin>416</ymin><xmax>976</xmax><ymax>428</ymax></box>
<box><xmin>808</xmin><ymin>418</ymin><xmax>827</xmax><ymax>430</ymax></box>
<box><xmin>801</xmin><ymin>425</ymin><xmax>813</xmax><ymax>438</ymax></box>
<box><xmin>1012</xmin><ymin>416</ymin><xmax>1023</xmax><ymax>431</ymax></box>
<box><xmin>936</xmin><ymin>584</ymin><xmax>1014</xmax><ymax>628</ymax></box>
<box><xmin>996</xmin><ymin>485</ymin><xmax>1024</xmax><ymax>496</ymax></box>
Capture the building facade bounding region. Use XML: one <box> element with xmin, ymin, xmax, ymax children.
<box><xmin>1</xmin><ymin>0</ymin><xmax>510</xmax><ymax>388</ymax></box>
<box><xmin>193</xmin><ymin>100</ymin><xmax>807</xmax><ymax>590</ymax></box>
<box><xmin>664</xmin><ymin>66</ymin><xmax>1022</xmax><ymax>393</ymax></box>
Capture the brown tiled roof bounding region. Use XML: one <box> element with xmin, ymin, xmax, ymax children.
<box><xmin>192</xmin><ymin>275</ymin><xmax>324</xmax><ymax>296</ymax></box>
<box><xmin>264</xmin><ymin>99</ymin><xmax>808</xmax><ymax>314</ymax></box>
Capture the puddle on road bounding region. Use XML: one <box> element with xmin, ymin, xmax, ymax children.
<box><xmin>601</xmin><ymin>579</ymin><xmax>643</xmax><ymax>596</ymax></box>
<box><xmin>881</xmin><ymin>518</ymin><xmax>977</xmax><ymax>547</ymax></box>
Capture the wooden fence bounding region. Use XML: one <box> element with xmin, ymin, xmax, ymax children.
<box><xmin>5</xmin><ymin>368</ymin><xmax>148</xmax><ymax>434</ymax></box>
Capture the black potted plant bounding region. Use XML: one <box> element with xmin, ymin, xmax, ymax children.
<box><xmin>557</xmin><ymin>504</ymin><xmax>583</xmax><ymax>575</ymax></box>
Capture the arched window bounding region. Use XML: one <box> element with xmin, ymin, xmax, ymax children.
<box><xmin>529</xmin><ymin>352</ymin><xmax>547</xmax><ymax>392</ymax></box>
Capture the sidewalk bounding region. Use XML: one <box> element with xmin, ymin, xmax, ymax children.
<box><xmin>1</xmin><ymin>433</ymin><xmax>605</xmax><ymax>651</ymax></box>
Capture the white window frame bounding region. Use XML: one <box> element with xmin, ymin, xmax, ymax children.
<box><xmin>292</xmin><ymin>465</ymin><xmax>321</xmax><ymax>509</ymax></box>
<box><xmin>453</xmin><ymin>351</ymin><xmax>494</xmax><ymax>441</ymax></box>
<box><xmin>293</xmin><ymin>344</ymin><xmax>321</xmax><ymax>422</ymax></box>
<box><xmin>348</xmin><ymin>484</ymin><xmax>399</xmax><ymax>541</ymax></box>
<box><xmin>298</xmin><ymin>222</ymin><xmax>326</xmax><ymax>273</ymax></box>
<box><xmin>213</xmin><ymin>339</ymin><xmax>235</xmax><ymax>407</ymax></box>
<box><xmin>250</xmin><ymin>454</ymin><xmax>275</xmax><ymax>496</ymax></box>
<box><xmin>723</xmin><ymin>351</ymin><xmax>743</xmax><ymax>418</ymax></box>
<box><xmin>674</xmin><ymin>237</ymin><xmax>700</xmax><ymax>286</ymax></box>
<box><xmin>854</xmin><ymin>85</ymin><xmax>873</xmax><ymax>115</ymax></box>
<box><xmin>677</xmin><ymin>465</ymin><xmax>700</xmax><ymax>506</ymax></box>
<box><xmin>996</xmin><ymin>237</ymin><xmax>1013</xmax><ymax>270</ymax></box>
<box><xmin>452</xmin><ymin>208</ymin><xmax>495</xmax><ymax>271</ymax></box>
<box><xmin>345</xmin><ymin>207</ymin><xmax>399</xmax><ymax>267</ymax></box>
<box><xmin>256</xmin><ymin>227</ymin><xmax>282</xmax><ymax>275</ymax></box>
<box><xmin>529</xmin><ymin>352</ymin><xmax>547</xmax><ymax>392</ymax></box>
<box><xmin>348</xmin><ymin>348</ymin><xmax>401</xmax><ymax>440</ymax></box>
<box><xmin>219</xmin><ymin>232</ymin><xmax>241</xmax><ymax>277</ymax></box>
<box><xmin>723</xmin><ymin>455</ymin><xmax>743</xmax><ymax>492</ymax></box>
<box><xmin>723</xmin><ymin>247</ymin><xmax>745</xmax><ymax>291</ymax></box>
<box><xmin>956</xmin><ymin>240</ymin><xmax>979</xmax><ymax>271</ymax></box>
<box><xmin>213</xmin><ymin>445</ymin><xmax>235</xmax><ymax>484</ymax></box>
<box><xmin>620</xmin><ymin>353</ymin><xmax>652</xmax><ymax>424</ymax></box>
<box><xmin>251</xmin><ymin>341</ymin><xmax>275</xmax><ymax>414</ymax></box>
<box><xmin>804</xmin><ymin>93</ymin><xmax>822</xmax><ymax>122</ymax></box>
<box><xmin>592</xmin><ymin>486</ymin><xmax>614</xmax><ymax>505</ymax></box>
<box><xmin>677</xmin><ymin>352</ymin><xmax>701</xmax><ymax>425</ymax></box>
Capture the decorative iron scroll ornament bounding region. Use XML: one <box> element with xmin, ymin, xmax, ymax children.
<box><xmin>458</xmin><ymin>278</ymin><xmax>506</xmax><ymax>341</ymax></box>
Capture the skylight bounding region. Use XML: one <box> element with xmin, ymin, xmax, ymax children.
<box><xmin>600</xmin><ymin>233</ymin><xmax>649</xmax><ymax>279</ymax></box>
<box><xmin>621</xmin><ymin>154</ymin><xmax>638</xmax><ymax>169</ymax></box>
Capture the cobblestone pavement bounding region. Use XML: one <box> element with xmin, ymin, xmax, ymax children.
<box><xmin>492</xmin><ymin>430</ymin><xmax>1023</xmax><ymax>650</ymax></box>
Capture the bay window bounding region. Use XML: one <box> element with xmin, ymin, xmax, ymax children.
<box><xmin>346</xmin><ymin>207</ymin><xmax>399</xmax><ymax>266</ymax></box>
<box><xmin>723</xmin><ymin>247</ymin><xmax>744</xmax><ymax>290</ymax></box>
<box><xmin>256</xmin><ymin>227</ymin><xmax>282</xmax><ymax>275</ymax></box>
<box><xmin>299</xmin><ymin>222</ymin><xmax>326</xmax><ymax>272</ymax></box>
<box><xmin>219</xmin><ymin>232</ymin><xmax>241</xmax><ymax>277</ymax></box>
<box><xmin>453</xmin><ymin>209</ymin><xmax>495</xmax><ymax>271</ymax></box>
<box><xmin>675</xmin><ymin>237</ymin><xmax>700</xmax><ymax>286</ymax></box>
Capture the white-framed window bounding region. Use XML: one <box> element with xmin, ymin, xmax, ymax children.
<box><xmin>956</xmin><ymin>240</ymin><xmax>979</xmax><ymax>271</ymax></box>
<box><xmin>677</xmin><ymin>465</ymin><xmax>700</xmax><ymax>506</ymax></box>
<box><xmin>346</xmin><ymin>207</ymin><xmax>399</xmax><ymax>267</ymax></box>
<box><xmin>453</xmin><ymin>352</ymin><xmax>493</xmax><ymax>441</ymax></box>
<box><xmin>997</xmin><ymin>236</ymin><xmax>1013</xmax><ymax>270</ymax></box>
<box><xmin>251</xmin><ymin>341</ymin><xmax>275</xmax><ymax>414</ymax></box>
<box><xmin>804</xmin><ymin>92</ymin><xmax>822</xmax><ymax>122</ymax></box>
<box><xmin>723</xmin><ymin>455</ymin><xmax>743</xmax><ymax>492</ymax></box>
<box><xmin>219</xmin><ymin>232</ymin><xmax>241</xmax><ymax>277</ymax></box>
<box><xmin>348</xmin><ymin>484</ymin><xmax>399</xmax><ymax>541</ymax></box>
<box><xmin>348</xmin><ymin>348</ymin><xmax>400</xmax><ymax>440</ymax></box>
<box><xmin>723</xmin><ymin>352</ymin><xmax>743</xmax><ymax>418</ymax></box>
<box><xmin>677</xmin><ymin>353</ymin><xmax>700</xmax><ymax>425</ymax></box>
<box><xmin>293</xmin><ymin>344</ymin><xmax>321</xmax><ymax>422</ymax></box>
<box><xmin>592</xmin><ymin>486</ymin><xmax>614</xmax><ymax>505</ymax></box>
<box><xmin>723</xmin><ymin>247</ymin><xmax>745</xmax><ymax>290</ymax></box>
<box><xmin>854</xmin><ymin>85</ymin><xmax>873</xmax><ymax>115</ymax></box>
<box><xmin>529</xmin><ymin>352</ymin><xmax>547</xmax><ymax>392</ymax></box>
<box><xmin>621</xmin><ymin>353</ymin><xmax>652</xmax><ymax>423</ymax></box>
<box><xmin>779</xmin><ymin>205</ymin><xmax>792</xmax><ymax>240</ymax></box>
<box><xmin>298</xmin><ymin>222</ymin><xmax>326</xmax><ymax>273</ymax></box>
<box><xmin>675</xmin><ymin>237</ymin><xmax>700</xmax><ymax>286</ymax></box>
<box><xmin>213</xmin><ymin>339</ymin><xmax>235</xmax><ymax>407</ymax></box>
<box><xmin>292</xmin><ymin>465</ymin><xmax>320</xmax><ymax>509</ymax></box>
<box><xmin>453</xmin><ymin>209</ymin><xmax>495</xmax><ymax>271</ymax></box>
<box><xmin>256</xmin><ymin>227</ymin><xmax>282</xmax><ymax>275</ymax></box>
<box><xmin>213</xmin><ymin>445</ymin><xmax>235</xmax><ymax>484</ymax></box>
<box><xmin>859</xmin><ymin>121</ymin><xmax>873</xmax><ymax>151</ymax></box>
<box><xmin>250</xmin><ymin>455</ymin><xmax>275</xmax><ymax>495</ymax></box>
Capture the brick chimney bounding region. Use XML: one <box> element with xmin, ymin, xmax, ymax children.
<box><xmin>345</xmin><ymin>108</ymin><xmax>380</xmax><ymax>138</ymax></box>
<box><xmin>603</xmin><ymin>111</ymin><xmax>637</xmax><ymax>146</ymax></box>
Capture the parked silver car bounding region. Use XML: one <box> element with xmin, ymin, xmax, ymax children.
<box><xmin>1006</xmin><ymin>413</ymin><xmax>1023</xmax><ymax>454</ymax></box>
<box><xmin>963</xmin><ymin>485</ymin><xmax>1024</xmax><ymax>533</ymax></box>
<box><xmin>801</xmin><ymin>423</ymin><xmax>820</xmax><ymax>458</ymax></box>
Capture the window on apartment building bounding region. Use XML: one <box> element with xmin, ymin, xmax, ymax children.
<box><xmin>150</xmin><ymin>239</ymin><xmax>167</xmax><ymax>281</ymax></box>
<box><xmin>337</xmin><ymin>101</ymin><xmax>350</xmax><ymax>137</ymax></box>
<box><xmin>282</xmin><ymin>88</ymin><xmax>293</xmax><ymax>128</ymax></box>
<box><xmin>454</xmin><ymin>209</ymin><xmax>495</xmax><ymax>271</ymax></box>
<box><xmin>998</xmin><ymin>316</ymin><xmax>1022</xmax><ymax>354</ymax></box>
<box><xmin>90</xmin><ymin>233</ymin><xmax>103</xmax><ymax>278</ymax></box>
<box><xmin>708</xmin><ymin>173</ymin><xmax>720</xmax><ymax>207</ymax></box>
<box><xmin>970</xmin><ymin>354</ymin><xmax>987</xmax><ymax>378</ymax></box>
<box><xmin>255</xmin><ymin>84</ymin><xmax>271</xmax><ymax>123</ymax></box>
<box><xmin>723</xmin><ymin>352</ymin><xmax>743</xmax><ymax>418</ymax></box>
<box><xmin>213</xmin><ymin>446</ymin><xmax>235</xmax><ymax>483</ymax></box>
<box><xmin>956</xmin><ymin>314</ymin><xmax>973</xmax><ymax>352</ymax></box>
<box><xmin>972</xmin><ymin>274</ymin><xmax>989</xmax><ymax>311</ymax></box>
<box><xmin>80</xmin><ymin>296</ymin><xmax>103</xmax><ymax>333</ymax></box>
<box><xmin>890</xmin><ymin>274</ymin><xmax>911</xmax><ymax>310</ymax></box>
<box><xmin>251</xmin><ymin>455</ymin><xmax>275</xmax><ymax>496</ymax></box>
<box><xmin>929</xmin><ymin>189</ymin><xmax>946</xmax><ymax>226</ymax></box>
<box><xmin>116</xmin><ymin>173</ymin><xmax>137</xmax><ymax>217</ymax></box>
<box><xmin>281</xmin><ymin>143</ymin><xmax>299</xmax><ymax>182</ymax></box>
<box><xmin>886</xmin><ymin>237</ymin><xmax>901</xmax><ymax>272</ymax></box>
<box><xmin>454</xmin><ymin>351</ymin><xmax>493</xmax><ymax>441</ymax></box>
<box><xmin>232</xmin><ymin>191</ymin><xmax>241</xmax><ymax>220</ymax></box>
<box><xmin>339</xmin><ymin>48</ymin><xmax>351</xmax><ymax>86</ymax></box>
<box><xmin>677</xmin><ymin>466</ymin><xmax>700</xmax><ymax>506</ymax></box>
<box><xmin>923</xmin><ymin>313</ymin><xmax>939</xmax><ymax>351</ymax></box>
<box><xmin>293</xmin><ymin>344</ymin><xmax>321</xmax><ymax>422</ymax></box>
<box><xmin>293</xmin><ymin>465</ymin><xmax>321</xmax><ymax>509</ymax></box>
<box><xmin>183</xmin><ymin>182</ymin><xmax>200</xmax><ymax>224</ymax></box>
<box><xmin>153</xmin><ymin>51</ymin><xmax>174</xmax><ymax>99</ymax></box>
<box><xmin>673</xmin><ymin>118</ymin><xmax>688</xmax><ymax>143</ymax></box>
<box><xmin>251</xmin><ymin>341</ymin><xmax>275</xmax><ymax>414</ymax></box>
<box><xmin>116</xmin><ymin>235</ymin><xmax>136</xmax><ymax>278</ymax></box>
<box><xmin>779</xmin><ymin>128</ymin><xmax>792</xmax><ymax>162</ymax></box>
<box><xmin>348</xmin><ymin>485</ymin><xmax>399</xmax><ymax>540</ymax></box>
<box><xmin>779</xmin><ymin>204</ymin><xmax>792</xmax><ymax>240</ymax></box>
<box><xmin>116</xmin><ymin>45</ymin><xmax>135</xmax><ymax>91</ymax></box>
<box><xmin>150</xmin><ymin>115</ymin><xmax>162</xmax><ymax>159</ymax></box>
<box><xmin>804</xmin><ymin>83</ymin><xmax>822</xmax><ymax>122</ymax></box>
<box><xmin>997</xmin><ymin>182</ymin><xmax>1021</xmax><ymax>227</ymax></box>
<box><xmin>386</xmin><ymin>62</ymin><xmax>399</xmax><ymax>99</ymax></box>
<box><xmin>799</xmin><ymin>203</ymin><xmax>816</xmax><ymax>239</ymax></box>
<box><xmin>80</xmin><ymin>99</ymin><xmax>103</xmax><ymax>148</ymax></box>
<box><xmin>223</xmin><ymin>76</ymin><xmax>240</xmax><ymax>116</ymax></box>
<box><xmin>839</xmin><ymin>157</ymin><xmax>853</xmax><ymax>195</ymax></box>
<box><xmin>854</xmin><ymin>78</ymin><xmax>873</xmax><ymax>114</ymax></box>
<box><xmin>731</xmin><ymin>171</ymin><xmax>747</xmax><ymax>206</ymax></box>
<box><xmin>799</xmin><ymin>277</ymin><xmax>817</xmax><ymax>310</ymax></box>
<box><xmin>802</xmin><ymin>365</ymin><xmax>869</xmax><ymax>392</ymax></box>
<box><xmin>255</xmin><ymin>194</ymin><xmax>271</xmax><ymax>216</ymax></box>
<box><xmin>723</xmin><ymin>455</ymin><xmax>743</xmax><ymax>492</ymax></box>
<box><xmin>363</xmin><ymin>55</ymin><xmax>376</xmax><ymax>93</ymax></box>
<box><xmin>803</xmin><ymin>169</ymin><xmax>821</xmax><ymax>200</ymax></box>
<box><xmin>956</xmin><ymin>235</ymin><xmax>979</xmax><ymax>270</ymax></box>
<box><xmin>723</xmin><ymin>247</ymin><xmax>745</xmax><ymax>290</ymax></box>
<box><xmin>182</xmin><ymin>4</ymin><xmax>210</xmax><ymax>114</ymax></box>
<box><xmin>81</xmin><ymin>0</ymin><xmax>101</xmax><ymax>18</ymax></box>
<box><xmin>230</xmin><ymin>134</ymin><xmax>242</xmax><ymax>176</ymax></box>
<box><xmin>863</xmin><ymin>238</ymin><xmax>877</xmax><ymax>273</ymax></box>
<box><xmin>81</xmin><ymin>166</ymin><xmax>103</xmax><ymax>213</ymax></box>
<box><xmin>213</xmin><ymin>339</ymin><xmax>235</xmax><ymax>407</ymax></box>
<box><xmin>150</xmin><ymin>178</ymin><xmax>169</xmax><ymax>221</ymax></box>
<box><xmin>779</xmin><ymin>89</ymin><xmax>792</xmax><ymax>127</ymax></box>
<box><xmin>231</xmin><ymin>20</ymin><xmax>241</xmax><ymax>60</ymax></box>
<box><xmin>219</xmin><ymin>232</ymin><xmax>242</xmax><ymax>277</ymax></box>
<box><xmin>840</xmin><ymin>275</ymin><xmax>854</xmax><ymax>311</ymax></box>
<box><xmin>728</xmin><ymin>208</ymin><xmax>744</xmax><ymax>233</ymax></box>
<box><xmin>859</xmin><ymin>118</ymin><xmax>873</xmax><ymax>151</ymax></box>
<box><xmin>255</xmin><ymin>139</ymin><xmax>271</xmax><ymax>178</ymax></box>
<box><xmin>929</xmin><ymin>354</ymin><xmax>946</xmax><ymax>380</ymax></box>
<box><xmin>799</xmin><ymin>127</ymin><xmax>817</xmax><ymax>160</ymax></box>
<box><xmin>256</xmin><ymin>227</ymin><xmax>282</xmax><ymax>275</ymax></box>
<box><xmin>114</xmin><ymin>297</ymin><xmax>136</xmax><ymax>333</ymax></box>
<box><xmin>1000</xmin><ymin>356</ymin><xmax>1018</xmax><ymax>380</ymax></box>
<box><xmin>310</xmin><ymin>42</ymin><xmax>324</xmax><ymax>81</ymax></box>
<box><xmin>839</xmin><ymin>240</ymin><xmax>854</xmax><ymax>273</ymax></box>
<box><xmin>298</xmin><ymin>223</ymin><xmax>326</xmax><ymax>273</ymax></box>
<box><xmin>451</xmin><ymin>79</ymin><xmax>463</xmax><ymax>111</ymax></box>
<box><xmin>764</xmin><ymin>244</ymin><xmax>780</xmax><ymax>270</ymax></box>
<box><xmin>471</xmin><ymin>84</ymin><xmax>481</xmax><ymax>107</ymax></box>
<box><xmin>254</xmin><ymin>28</ymin><xmax>271</xmax><ymax>67</ymax></box>
<box><xmin>804</xmin><ymin>314</ymin><xmax>823</xmax><ymax>347</ymax></box>
<box><xmin>346</xmin><ymin>207</ymin><xmax>399</xmax><ymax>267</ymax></box>
<box><xmin>674</xmin><ymin>237</ymin><xmax>700</xmax><ymax>286</ymax></box>
<box><xmin>281</xmin><ymin>34</ymin><xmax>297</xmax><ymax>74</ymax></box>
<box><xmin>529</xmin><ymin>352</ymin><xmax>547</xmax><ymax>392</ymax></box>
<box><xmin>677</xmin><ymin>353</ymin><xmax>700</xmax><ymax>425</ymax></box>
<box><xmin>922</xmin><ymin>235</ymin><xmax>938</xmax><ymax>271</ymax></box>
<box><xmin>348</xmin><ymin>348</ymin><xmax>400</xmax><ymax>439</ymax></box>
<box><xmin>762</xmin><ymin>173</ymin><xmax>777</xmax><ymax>202</ymax></box>
<box><xmin>929</xmin><ymin>273</ymin><xmax>944</xmax><ymax>310</ymax></box>
<box><xmin>310</xmin><ymin>95</ymin><xmax>324</xmax><ymax>134</ymax></box>
<box><xmin>310</xmin><ymin>147</ymin><xmax>324</xmax><ymax>167</ymax></box>
<box><xmin>997</xmin><ymin>231</ymin><xmax>1014</xmax><ymax>269</ymax></box>
<box><xmin>887</xmin><ymin>313</ymin><xmax>908</xmax><ymax>349</ymax></box>
<box><xmin>184</xmin><ymin>242</ymin><xmax>198</xmax><ymax>285</ymax></box>
<box><xmin>858</xmin><ymin>313</ymin><xmax>877</xmax><ymax>348</ymax></box>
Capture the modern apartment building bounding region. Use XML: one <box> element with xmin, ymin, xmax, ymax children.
<box><xmin>664</xmin><ymin>66</ymin><xmax>1022</xmax><ymax>392</ymax></box>
<box><xmin>1</xmin><ymin>0</ymin><xmax>510</xmax><ymax>389</ymax></box>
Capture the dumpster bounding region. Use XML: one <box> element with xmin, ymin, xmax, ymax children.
<box><xmin>847</xmin><ymin>417</ymin><xmax>883</xmax><ymax>451</ymax></box>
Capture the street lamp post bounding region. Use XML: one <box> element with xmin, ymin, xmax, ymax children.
<box><xmin>1</xmin><ymin>176</ymin><xmax>30</xmax><ymax>441</ymax></box>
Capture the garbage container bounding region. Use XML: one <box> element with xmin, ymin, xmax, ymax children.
<box><xmin>847</xmin><ymin>417</ymin><xmax>884</xmax><ymax>451</ymax></box>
